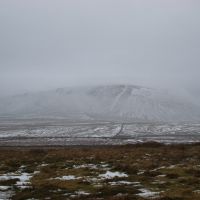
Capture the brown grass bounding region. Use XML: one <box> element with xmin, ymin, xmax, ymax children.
<box><xmin>0</xmin><ymin>143</ymin><xmax>199</xmax><ymax>199</ymax></box>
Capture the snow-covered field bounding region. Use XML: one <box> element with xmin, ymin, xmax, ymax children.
<box><xmin>0</xmin><ymin>119</ymin><xmax>200</xmax><ymax>146</ymax></box>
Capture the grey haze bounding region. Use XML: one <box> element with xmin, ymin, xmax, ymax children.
<box><xmin>0</xmin><ymin>0</ymin><xmax>200</xmax><ymax>97</ymax></box>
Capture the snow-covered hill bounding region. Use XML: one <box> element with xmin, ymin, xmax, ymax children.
<box><xmin>0</xmin><ymin>85</ymin><xmax>200</xmax><ymax>122</ymax></box>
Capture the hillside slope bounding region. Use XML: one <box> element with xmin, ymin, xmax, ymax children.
<box><xmin>0</xmin><ymin>85</ymin><xmax>200</xmax><ymax>122</ymax></box>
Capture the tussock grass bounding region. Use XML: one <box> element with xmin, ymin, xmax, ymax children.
<box><xmin>0</xmin><ymin>143</ymin><xmax>199</xmax><ymax>199</ymax></box>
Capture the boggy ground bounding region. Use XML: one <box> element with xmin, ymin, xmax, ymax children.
<box><xmin>0</xmin><ymin>143</ymin><xmax>200</xmax><ymax>200</ymax></box>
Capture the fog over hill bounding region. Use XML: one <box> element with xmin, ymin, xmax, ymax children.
<box><xmin>0</xmin><ymin>85</ymin><xmax>200</xmax><ymax>122</ymax></box>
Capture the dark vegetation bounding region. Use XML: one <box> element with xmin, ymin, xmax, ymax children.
<box><xmin>0</xmin><ymin>142</ymin><xmax>200</xmax><ymax>199</ymax></box>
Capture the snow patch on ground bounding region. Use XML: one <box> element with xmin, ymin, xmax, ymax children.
<box><xmin>0</xmin><ymin>172</ymin><xmax>32</xmax><ymax>188</ymax></box>
<box><xmin>193</xmin><ymin>190</ymin><xmax>200</xmax><ymax>194</ymax></box>
<box><xmin>53</xmin><ymin>175</ymin><xmax>81</xmax><ymax>181</ymax></box>
<box><xmin>73</xmin><ymin>163</ymin><xmax>110</xmax><ymax>170</ymax></box>
<box><xmin>0</xmin><ymin>166</ymin><xmax>36</xmax><ymax>200</ymax></box>
<box><xmin>40</xmin><ymin>163</ymin><xmax>48</xmax><ymax>167</ymax></box>
<box><xmin>0</xmin><ymin>190</ymin><xmax>13</xmax><ymax>200</ymax></box>
<box><xmin>69</xmin><ymin>190</ymin><xmax>90</xmax><ymax>198</ymax></box>
<box><xmin>137</xmin><ymin>188</ymin><xmax>160</xmax><ymax>198</ymax></box>
<box><xmin>0</xmin><ymin>186</ymin><xmax>10</xmax><ymax>191</ymax></box>
<box><xmin>99</xmin><ymin>171</ymin><xmax>128</xmax><ymax>179</ymax></box>
<box><xmin>75</xmin><ymin>190</ymin><xmax>90</xmax><ymax>195</ymax></box>
<box><xmin>109</xmin><ymin>181</ymin><xmax>140</xmax><ymax>186</ymax></box>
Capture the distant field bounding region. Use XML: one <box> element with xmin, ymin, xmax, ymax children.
<box><xmin>0</xmin><ymin>119</ymin><xmax>200</xmax><ymax>146</ymax></box>
<box><xmin>0</xmin><ymin>143</ymin><xmax>200</xmax><ymax>199</ymax></box>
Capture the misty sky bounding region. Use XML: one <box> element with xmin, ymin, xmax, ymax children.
<box><xmin>0</xmin><ymin>0</ymin><xmax>200</xmax><ymax>96</ymax></box>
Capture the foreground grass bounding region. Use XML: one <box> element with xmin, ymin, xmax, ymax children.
<box><xmin>0</xmin><ymin>143</ymin><xmax>200</xmax><ymax>199</ymax></box>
